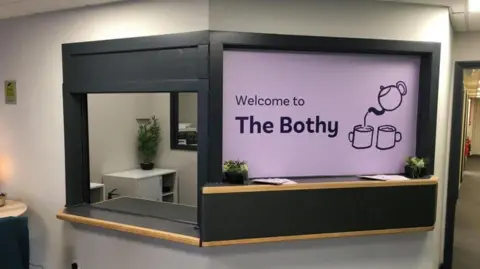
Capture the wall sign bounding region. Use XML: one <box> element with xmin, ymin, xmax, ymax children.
<box><xmin>4</xmin><ymin>80</ymin><xmax>17</xmax><ymax>105</ymax></box>
<box><xmin>223</xmin><ymin>50</ymin><xmax>420</xmax><ymax>178</ymax></box>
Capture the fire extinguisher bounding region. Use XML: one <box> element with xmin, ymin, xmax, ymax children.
<box><xmin>465</xmin><ymin>137</ymin><xmax>471</xmax><ymax>157</ymax></box>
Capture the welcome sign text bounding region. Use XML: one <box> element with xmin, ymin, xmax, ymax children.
<box><xmin>234</xmin><ymin>95</ymin><xmax>339</xmax><ymax>137</ymax></box>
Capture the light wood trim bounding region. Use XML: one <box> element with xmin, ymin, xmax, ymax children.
<box><xmin>202</xmin><ymin>226</ymin><xmax>434</xmax><ymax>247</ymax></box>
<box><xmin>56</xmin><ymin>210</ymin><xmax>200</xmax><ymax>246</ymax></box>
<box><xmin>203</xmin><ymin>176</ymin><xmax>438</xmax><ymax>194</ymax></box>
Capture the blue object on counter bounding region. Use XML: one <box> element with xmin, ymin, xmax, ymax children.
<box><xmin>0</xmin><ymin>216</ymin><xmax>29</xmax><ymax>269</ymax></box>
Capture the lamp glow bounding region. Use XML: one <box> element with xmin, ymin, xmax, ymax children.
<box><xmin>469</xmin><ymin>0</ymin><xmax>480</xmax><ymax>12</ymax></box>
<box><xmin>0</xmin><ymin>155</ymin><xmax>13</xmax><ymax>181</ymax></box>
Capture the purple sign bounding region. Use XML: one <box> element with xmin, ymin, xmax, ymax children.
<box><xmin>223</xmin><ymin>50</ymin><xmax>420</xmax><ymax>178</ymax></box>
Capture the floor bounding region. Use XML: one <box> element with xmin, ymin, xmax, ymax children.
<box><xmin>453</xmin><ymin>156</ymin><xmax>480</xmax><ymax>269</ymax></box>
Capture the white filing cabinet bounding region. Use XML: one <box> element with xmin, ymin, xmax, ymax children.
<box><xmin>102</xmin><ymin>169</ymin><xmax>178</xmax><ymax>203</ymax></box>
<box><xmin>90</xmin><ymin>183</ymin><xmax>106</xmax><ymax>203</ymax></box>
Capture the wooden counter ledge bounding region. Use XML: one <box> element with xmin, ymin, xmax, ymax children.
<box><xmin>203</xmin><ymin>176</ymin><xmax>438</xmax><ymax>194</ymax></box>
<box><xmin>202</xmin><ymin>226</ymin><xmax>435</xmax><ymax>247</ymax></box>
<box><xmin>57</xmin><ymin>205</ymin><xmax>200</xmax><ymax>246</ymax></box>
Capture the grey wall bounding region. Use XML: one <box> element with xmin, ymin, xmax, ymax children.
<box><xmin>88</xmin><ymin>94</ymin><xmax>152</xmax><ymax>183</ymax></box>
<box><xmin>179</xmin><ymin>93</ymin><xmax>198</xmax><ymax>127</ymax></box>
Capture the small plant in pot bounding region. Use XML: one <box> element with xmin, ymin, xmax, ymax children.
<box><xmin>223</xmin><ymin>160</ymin><xmax>248</xmax><ymax>184</ymax></box>
<box><xmin>138</xmin><ymin>116</ymin><xmax>161</xmax><ymax>170</ymax></box>
<box><xmin>0</xmin><ymin>192</ymin><xmax>6</xmax><ymax>207</ymax></box>
<box><xmin>405</xmin><ymin>156</ymin><xmax>427</xmax><ymax>179</ymax></box>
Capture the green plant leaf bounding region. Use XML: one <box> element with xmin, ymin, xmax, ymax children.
<box><xmin>223</xmin><ymin>160</ymin><xmax>248</xmax><ymax>173</ymax></box>
<box><xmin>138</xmin><ymin>115</ymin><xmax>161</xmax><ymax>163</ymax></box>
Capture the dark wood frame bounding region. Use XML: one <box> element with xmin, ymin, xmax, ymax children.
<box><xmin>441</xmin><ymin>61</ymin><xmax>480</xmax><ymax>269</ymax></box>
<box><xmin>208</xmin><ymin>31</ymin><xmax>441</xmax><ymax>183</ymax></box>
<box><xmin>62</xmin><ymin>31</ymin><xmax>210</xmax><ymax>224</ymax></box>
<box><xmin>170</xmin><ymin>92</ymin><xmax>198</xmax><ymax>151</ymax></box>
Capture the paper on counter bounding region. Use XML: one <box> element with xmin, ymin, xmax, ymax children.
<box><xmin>359</xmin><ymin>175</ymin><xmax>410</xmax><ymax>181</ymax></box>
<box><xmin>252</xmin><ymin>178</ymin><xmax>298</xmax><ymax>185</ymax></box>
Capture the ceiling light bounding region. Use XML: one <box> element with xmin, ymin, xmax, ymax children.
<box><xmin>470</xmin><ymin>0</ymin><xmax>480</xmax><ymax>12</ymax></box>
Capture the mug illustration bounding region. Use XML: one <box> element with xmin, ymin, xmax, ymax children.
<box><xmin>348</xmin><ymin>125</ymin><xmax>374</xmax><ymax>149</ymax></box>
<box><xmin>349</xmin><ymin>81</ymin><xmax>407</xmax><ymax>151</ymax></box>
<box><xmin>376</xmin><ymin>125</ymin><xmax>402</xmax><ymax>150</ymax></box>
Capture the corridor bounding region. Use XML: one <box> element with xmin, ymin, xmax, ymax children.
<box><xmin>453</xmin><ymin>157</ymin><xmax>480</xmax><ymax>269</ymax></box>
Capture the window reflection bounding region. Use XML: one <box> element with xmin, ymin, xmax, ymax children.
<box><xmin>171</xmin><ymin>92</ymin><xmax>198</xmax><ymax>150</ymax></box>
<box><xmin>87</xmin><ymin>93</ymin><xmax>198</xmax><ymax>213</ymax></box>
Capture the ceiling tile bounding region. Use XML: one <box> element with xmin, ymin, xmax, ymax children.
<box><xmin>452</xmin><ymin>12</ymin><xmax>468</xmax><ymax>31</ymax></box>
<box><xmin>450</xmin><ymin>1</ymin><xmax>466</xmax><ymax>13</ymax></box>
<box><xmin>468</xmin><ymin>12</ymin><xmax>480</xmax><ymax>31</ymax></box>
<box><xmin>377</xmin><ymin>0</ymin><xmax>465</xmax><ymax>12</ymax></box>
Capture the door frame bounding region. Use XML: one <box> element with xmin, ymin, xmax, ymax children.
<box><xmin>442</xmin><ymin>61</ymin><xmax>480</xmax><ymax>269</ymax></box>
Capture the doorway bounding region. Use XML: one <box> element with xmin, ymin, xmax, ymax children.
<box><xmin>445</xmin><ymin>62</ymin><xmax>480</xmax><ymax>269</ymax></box>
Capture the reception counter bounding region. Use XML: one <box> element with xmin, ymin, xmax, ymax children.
<box><xmin>57</xmin><ymin>200</ymin><xmax>200</xmax><ymax>246</ymax></box>
<box><xmin>57</xmin><ymin>30</ymin><xmax>441</xmax><ymax>251</ymax></box>
<box><xmin>201</xmin><ymin>176</ymin><xmax>438</xmax><ymax>246</ymax></box>
<box><xmin>58</xmin><ymin>176</ymin><xmax>437</xmax><ymax>247</ymax></box>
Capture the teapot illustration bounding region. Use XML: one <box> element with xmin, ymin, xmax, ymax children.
<box><xmin>351</xmin><ymin>81</ymin><xmax>408</xmax><ymax>151</ymax></box>
<box><xmin>368</xmin><ymin>81</ymin><xmax>407</xmax><ymax>116</ymax></box>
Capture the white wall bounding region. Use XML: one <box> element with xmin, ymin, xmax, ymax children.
<box><xmin>88</xmin><ymin>94</ymin><xmax>152</xmax><ymax>183</ymax></box>
<box><xmin>0</xmin><ymin>1</ymin><xmax>208</xmax><ymax>268</ymax></box>
<box><xmin>0</xmin><ymin>0</ymin><xmax>452</xmax><ymax>269</ymax></box>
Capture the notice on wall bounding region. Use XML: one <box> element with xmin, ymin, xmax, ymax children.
<box><xmin>223</xmin><ymin>50</ymin><xmax>420</xmax><ymax>178</ymax></box>
<box><xmin>4</xmin><ymin>80</ymin><xmax>17</xmax><ymax>105</ymax></box>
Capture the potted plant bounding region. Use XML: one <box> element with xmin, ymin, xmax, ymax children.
<box><xmin>0</xmin><ymin>192</ymin><xmax>6</xmax><ymax>207</ymax></box>
<box><xmin>223</xmin><ymin>160</ymin><xmax>248</xmax><ymax>184</ymax></box>
<box><xmin>405</xmin><ymin>156</ymin><xmax>427</xmax><ymax>179</ymax></box>
<box><xmin>138</xmin><ymin>115</ymin><xmax>161</xmax><ymax>170</ymax></box>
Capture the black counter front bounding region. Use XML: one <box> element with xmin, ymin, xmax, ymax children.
<box><xmin>201</xmin><ymin>177</ymin><xmax>437</xmax><ymax>246</ymax></box>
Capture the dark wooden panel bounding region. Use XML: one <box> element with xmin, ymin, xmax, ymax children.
<box><xmin>443</xmin><ymin>62</ymin><xmax>470</xmax><ymax>269</ymax></box>
<box><xmin>210</xmin><ymin>31</ymin><xmax>439</xmax><ymax>54</ymax></box>
<box><xmin>63</xmin><ymin>89</ymin><xmax>89</xmax><ymax>206</ymax></box>
<box><xmin>65</xmin><ymin>47</ymin><xmax>204</xmax><ymax>93</ymax></box>
<box><xmin>62</xmin><ymin>32</ymin><xmax>210</xmax><ymax>212</ymax></box>
<box><xmin>197</xmin><ymin>45</ymin><xmax>209</xmax><ymax>79</ymax></box>
<box><xmin>202</xmin><ymin>185</ymin><xmax>437</xmax><ymax>242</ymax></box>
<box><xmin>197</xmin><ymin>89</ymin><xmax>209</xmax><ymax>225</ymax></box>
<box><xmin>63</xmin><ymin>31</ymin><xmax>209</xmax><ymax>55</ymax></box>
<box><xmin>208</xmin><ymin>43</ymin><xmax>224</xmax><ymax>183</ymax></box>
<box><xmin>416</xmin><ymin>51</ymin><xmax>440</xmax><ymax>174</ymax></box>
<box><xmin>66</xmin><ymin>79</ymin><xmax>207</xmax><ymax>94</ymax></box>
